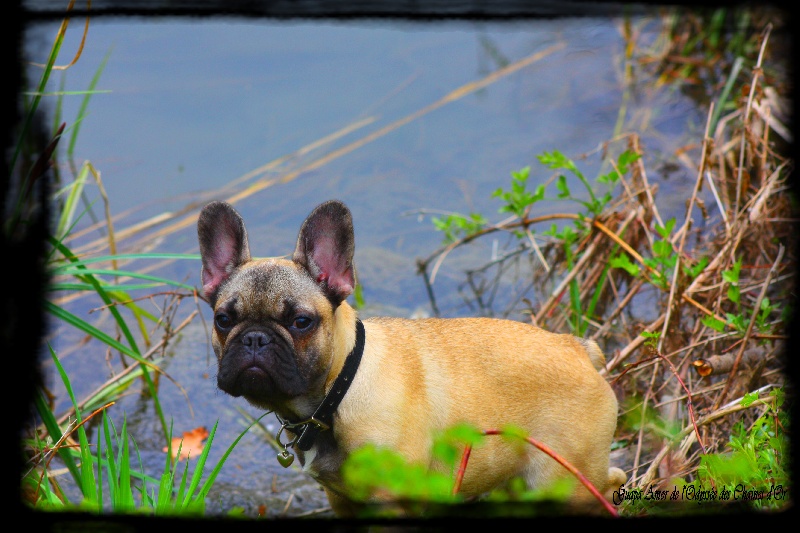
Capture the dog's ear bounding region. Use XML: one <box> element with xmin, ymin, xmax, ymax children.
<box><xmin>197</xmin><ymin>201</ymin><xmax>251</xmax><ymax>305</ymax></box>
<box><xmin>293</xmin><ymin>200</ymin><xmax>356</xmax><ymax>305</ymax></box>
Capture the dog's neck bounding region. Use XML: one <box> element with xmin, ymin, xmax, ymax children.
<box><xmin>275</xmin><ymin>301</ymin><xmax>360</xmax><ymax>422</ymax></box>
<box><xmin>274</xmin><ymin>313</ymin><xmax>365</xmax><ymax>460</ymax></box>
<box><xmin>325</xmin><ymin>301</ymin><xmax>359</xmax><ymax>394</ymax></box>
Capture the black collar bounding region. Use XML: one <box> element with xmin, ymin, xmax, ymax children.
<box><xmin>282</xmin><ymin>318</ymin><xmax>365</xmax><ymax>452</ymax></box>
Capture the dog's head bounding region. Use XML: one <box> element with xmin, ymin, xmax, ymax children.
<box><xmin>197</xmin><ymin>200</ymin><xmax>356</xmax><ymax>415</ymax></box>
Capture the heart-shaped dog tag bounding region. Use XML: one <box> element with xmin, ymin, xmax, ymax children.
<box><xmin>277</xmin><ymin>450</ymin><xmax>294</xmax><ymax>468</ymax></box>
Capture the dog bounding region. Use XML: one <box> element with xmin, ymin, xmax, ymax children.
<box><xmin>197</xmin><ymin>199</ymin><xmax>626</xmax><ymax>517</ymax></box>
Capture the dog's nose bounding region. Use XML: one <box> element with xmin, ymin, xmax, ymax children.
<box><xmin>242</xmin><ymin>331</ymin><xmax>271</xmax><ymax>347</ymax></box>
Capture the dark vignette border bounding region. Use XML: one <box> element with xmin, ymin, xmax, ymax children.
<box><xmin>7</xmin><ymin>0</ymin><xmax>797</xmax><ymax>530</ymax></box>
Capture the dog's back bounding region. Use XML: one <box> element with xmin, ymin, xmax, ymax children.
<box><xmin>333</xmin><ymin>315</ymin><xmax>625</xmax><ymax>510</ymax></box>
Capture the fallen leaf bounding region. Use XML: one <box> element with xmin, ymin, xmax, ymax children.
<box><xmin>162</xmin><ymin>426</ymin><xmax>209</xmax><ymax>461</ymax></box>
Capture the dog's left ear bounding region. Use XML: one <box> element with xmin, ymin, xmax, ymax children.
<box><xmin>293</xmin><ymin>200</ymin><xmax>356</xmax><ymax>305</ymax></box>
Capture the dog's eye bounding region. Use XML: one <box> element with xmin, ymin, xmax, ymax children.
<box><xmin>215</xmin><ymin>313</ymin><xmax>233</xmax><ymax>331</ymax></box>
<box><xmin>292</xmin><ymin>316</ymin><xmax>313</xmax><ymax>331</ymax></box>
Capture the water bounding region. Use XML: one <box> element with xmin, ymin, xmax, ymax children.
<box><xmin>24</xmin><ymin>13</ymin><xmax>711</xmax><ymax>518</ymax></box>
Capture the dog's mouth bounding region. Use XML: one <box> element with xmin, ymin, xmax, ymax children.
<box><xmin>231</xmin><ymin>365</ymin><xmax>283</xmax><ymax>399</ymax></box>
<box><xmin>241</xmin><ymin>364</ymin><xmax>268</xmax><ymax>377</ymax></box>
<box><xmin>239</xmin><ymin>364</ymin><xmax>271</xmax><ymax>389</ymax></box>
<box><xmin>217</xmin><ymin>333</ymin><xmax>310</xmax><ymax>405</ymax></box>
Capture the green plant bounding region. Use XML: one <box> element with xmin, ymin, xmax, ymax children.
<box><xmin>15</xmin><ymin>9</ymin><xmax>244</xmax><ymax>517</ymax></box>
<box><xmin>692</xmin><ymin>388</ymin><xmax>789</xmax><ymax>511</ymax></box>
<box><xmin>492</xmin><ymin>165</ymin><xmax>544</xmax><ymax>219</ymax></box>
<box><xmin>341</xmin><ymin>423</ymin><xmax>482</xmax><ymax>512</ymax></box>
<box><xmin>431</xmin><ymin>149</ymin><xmax>638</xmax><ymax>247</ymax></box>
<box><xmin>341</xmin><ymin>422</ymin><xmax>617</xmax><ymax>517</ymax></box>
<box><xmin>538</xmin><ymin>149</ymin><xmax>638</xmax><ymax>335</ymax></box>
<box><xmin>24</xmin><ymin>345</ymin><xmax>256</xmax><ymax>516</ymax></box>
<box><xmin>619</xmin><ymin>395</ymin><xmax>682</xmax><ymax>444</ymax></box>
<box><xmin>431</xmin><ymin>212</ymin><xmax>488</xmax><ymax>244</ymax></box>
<box><xmin>610</xmin><ymin>217</ymin><xmax>710</xmax><ymax>291</ymax></box>
<box><xmin>47</xmin><ymin>247</ymin><xmax>197</xmax><ymax>401</ymax></box>
<box><xmin>430</xmin><ymin>148</ymin><xmax>640</xmax><ymax>335</ymax></box>
<box><xmin>537</xmin><ymin>149</ymin><xmax>637</xmax><ymax>218</ymax></box>
<box><xmin>700</xmin><ymin>257</ymin><xmax>778</xmax><ymax>335</ymax></box>
<box><xmin>418</xmin><ymin>11</ymin><xmax>791</xmax><ymax>520</ymax></box>
<box><xmin>615</xmin><ymin>386</ymin><xmax>790</xmax><ymax>516</ymax></box>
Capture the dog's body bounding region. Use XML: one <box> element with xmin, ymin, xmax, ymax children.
<box><xmin>197</xmin><ymin>200</ymin><xmax>625</xmax><ymax>516</ymax></box>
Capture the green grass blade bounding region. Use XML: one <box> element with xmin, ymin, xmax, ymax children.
<box><xmin>191</xmin><ymin>414</ymin><xmax>268</xmax><ymax>505</ymax></box>
<box><xmin>51</xmin><ymin>252</ymin><xmax>201</xmax><ymax>271</ymax></box>
<box><xmin>46</xmin><ymin>299</ymin><xmax>172</xmax><ymax>451</ymax></box>
<box><xmin>44</xmin><ymin>300</ymin><xmax>144</xmax><ymax>361</ymax></box>
<box><xmin>181</xmin><ymin>420</ymin><xmax>220</xmax><ymax>508</ymax></box>
<box><xmin>48</xmin><ymin>239</ymin><xmax>143</xmax><ymax>357</ymax></box>
<box><xmin>49</xmin><ymin>267</ymin><xmax>196</xmax><ymax>291</ymax></box>
<box><xmin>102</xmin><ymin>411</ymin><xmax>119</xmax><ymax>510</ymax></box>
<box><xmin>67</xmin><ymin>47</ymin><xmax>112</xmax><ymax>158</ymax></box>
<box><xmin>154</xmin><ymin>420</ymin><xmax>177</xmax><ymax>514</ymax></box>
<box><xmin>709</xmin><ymin>56</ymin><xmax>744</xmax><ymax>135</ymax></box>
<box><xmin>130</xmin><ymin>431</ymin><xmax>153</xmax><ymax>511</ymax></box>
<box><xmin>49</xmin><ymin>282</ymin><xmax>173</xmax><ymax>292</ymax></box>
<box><xmin>55</xmin><ymin>162</ymin><xmax>90</xmax><ymax>241</ymax></box>
<box><xmin>48</xmin><ymin>344</ymin><xmax>100</xmax><ymax>509</ymax></box>
<box><xmin>94</xmin><ymin>413</ymin><xmax>106</xmax><ymax>512</ymax></box>
<box><xmin>47</xmin><ymin>344</ymin><xmax>99</xmax><ymax>502</ymax></box>
<box><xmin>11</xmin><ymin>16</ymin><xmax>64</xmax><ymax>192</ymax></box>
<box><xmin>174</xmin><ymin>446</ymin><xmax>191</xmax><ymax>509</ymax></box>
<box><xmin>585</xmin><ymin>261</ymin><xmax>612</xmax><ymax>330</ymax></box>
<box><xmin>116</xmin><ymin>417</ymin><xmax>135</xmax><ymax>512</ymax></box>
<box><xmin>32</xmin><ymin>384</ymin><xmax>81</xmax><ymax>484</ymax></box>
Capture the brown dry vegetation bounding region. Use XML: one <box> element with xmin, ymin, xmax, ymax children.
<box><xmin>417</xmin><ymin>8</ymin><xmax>794</xmax><ymax>514</ymax></box>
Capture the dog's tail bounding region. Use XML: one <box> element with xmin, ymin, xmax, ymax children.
<box><xmin>578</xmin><ymin>338</ymin><xmax>606</xmax><ymax>371</ymax></box>
<box><xmin>605</xmin><ymin>467</ymin><xmax>628</xmax><ymax>502</ymax></box>
<box><xmin>608</xmin><ymin>466</ymin><xmax>627</xmax><ymax>488</ymax></box>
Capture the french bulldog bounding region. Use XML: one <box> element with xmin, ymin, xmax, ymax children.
<box><xmin>197</xmin><ymin>199</ymin><xmax>626</xmax><ymax>517</ymax></box>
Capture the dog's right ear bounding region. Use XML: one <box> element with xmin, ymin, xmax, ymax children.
<box><xmin>197</xmin><ymin>201</ymin><xmax>251</xmax><ymax>305</ymax></box>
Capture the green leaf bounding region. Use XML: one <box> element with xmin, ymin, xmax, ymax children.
<box><xmin>431</xmin><ymin>213</ymin><xmax>487</xmax><ymax>244</ymax></box>
<box><xmin>537</xmin><ymin>150</ymin><xmax>576</xmax><ymax>173</ymax></box>
<box><xmin>532</xmin><ymin>183</ymin><xmax>546</xmax><ymax>203</ymax></box>
<box><xmin>702</xmin><ymin>315</ymin><xmax>727</xmax><ymax>332</ymax></box>
<box><xmin>512</xmin><ymin>166</ymin><xmax>531</xmax><ymax>182</ymax></box>
<box><xmin>722</xmin><ymin>258</ymin><xmax>742</xmax><ymax>284</ymax></box>
<box><xmin>741</xmin><ymin>392</ymin><xmax>759</xmax><ymax>408</ymax></box>
<box><xmin>353</xmin><ymin>283</ymin><xmax>365</xmax><ymax>310</ymax></box>
<box><xmin>728</xmin><ymin>285</ymin><xmax>741</xmax><ymax>304</ymax></box>
<box><xmin>500</xmin><ymin>424</ymin><xmax>529</xmax><ymax>442</ymax></box>
<box><xmin>597</xmin><ymin>169</ymin><xmax>618</xmax><ymax>184</ymax></box>
<box><xmin>617</xmin><ymin>149</ymin><xmax>641</xmax><ymax>170</ymax></box>
<box><xmin>770</xmin><ymin>387</ymin><xmax>784</xmax><ymax>408</ymax></box>
<box><xmin>655</xmin><ymin>218</ymin><xmax>676</xmax><ymax>239</ymax></box>
<box><xmin>556</xmin><ymin>175</ymin><xmax>570</xmax><ymax>198</ymax></box>
<box><xmin>726</xmin><ymin>312</ymin><xmax>747</xmax><ymax>332</ymax></box>
<box><xmin>683</xmin><ymin>256</ymin><xmax>709</xmax><ymax>279</ymax></box>
<box><xmin>439</xmin><ymin>423</ymin><xmax>486</xmax><ymax>447</ymax></box>
<box><xmin>652</xmin><ymin>239</ymin><xmax>673</xmax><ymax>259</ymax></box>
